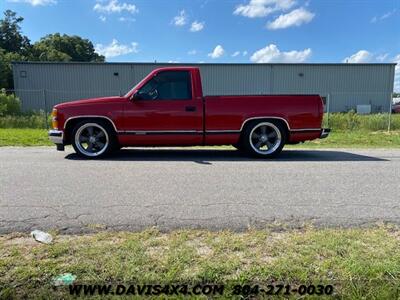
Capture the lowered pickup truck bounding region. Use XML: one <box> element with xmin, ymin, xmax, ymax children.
<box><xmin>49</xmin><ymin>67</ymin><xmax>329</xmax><ymax>158</ymax></box>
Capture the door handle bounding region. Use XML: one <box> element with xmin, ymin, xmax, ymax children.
<box><xmin>185</xmin><ymin>106</ymin><xmax>196</xmax><ymax>112</ymax></box>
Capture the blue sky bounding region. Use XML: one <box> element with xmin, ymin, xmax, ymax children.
<box><xmin>1</xmin><ymin>0</ymin><xmax>400</xmax><ymax>90</ymax></box>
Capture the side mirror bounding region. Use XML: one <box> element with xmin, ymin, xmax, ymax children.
<box><xmin>130</xmin><ymin>91</ymin><xmax>141</xmax><ymax>101</ymax></box>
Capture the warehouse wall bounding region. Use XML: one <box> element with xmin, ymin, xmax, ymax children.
<box><xmin>12</xmin><ymin>62</ymin><xmax>395</xmax><ymax>113</ymax></box>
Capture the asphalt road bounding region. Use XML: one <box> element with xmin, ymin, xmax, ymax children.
<box><xmin>1</xmin><ymin>147</ymin><xmax>399</xmax><ymax>233</ymax></box>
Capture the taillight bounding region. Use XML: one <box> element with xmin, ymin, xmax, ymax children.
<box><xmin>51</xmin><ymin>108</ymin><xmax>58</xmax><ymax>129</ymax></box>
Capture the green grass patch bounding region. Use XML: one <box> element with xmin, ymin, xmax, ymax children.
<box><xmin>1</xmin><ymin>113</ymin><xmax>399</xmax><ymax>131</ymax></box>
<box><xmin>288</xmin><ymin>130</ymin><xmax>400</xmax><ymax>148</ymax></box>
<box><xmin>1</xmin><ymin>226</ymin><xmax>400</xmax><ymax>299</ymax></box>
<box><xmin>1</xmin><ymin>128</ymin><xmax>400</xmax><ymax>148</ymax></box>
<box><xmin>0</xmin><ymin>129</ymin><xmax>52</xmax><ymax>146</ymax></box>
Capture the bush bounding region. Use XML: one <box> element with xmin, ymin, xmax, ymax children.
<box><xmin>0</xmin><ymin>114</ymin><xmax>48</xmax><ymax>129</ymax></box>
<box><xmin>0</xmin><ymin>109</ymin><xmax>399</xmax><ymax>131</ymax></box>
<box><xmin>0</xmin><ymin>89</ymin><xmax>22</xmax><ymax>116</ymax></box>
<box><xmin>324</xmin><ymin>112</ymin><xmax>400</xmax><ymax>131</ymax></box>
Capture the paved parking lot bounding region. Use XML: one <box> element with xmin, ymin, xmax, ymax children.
<box><xmin>1</xmin><ymin>147</ymin><xmax>399</xmax><ymax>233</ymax></box>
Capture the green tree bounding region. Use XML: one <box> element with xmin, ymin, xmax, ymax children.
<box><xmin>0</xmin><ymin>48</ymin><xmax>24</xmax><ymax>89</ymax></box>
<box><xmin>32</xmin><ymin>33</ymin><xmax>105</xmax><ymax>62</ymax></box>
<box><xmin>0</xmin><ymin>10</ymin><xmax>31</xmax><ymax>56</ymax></box>
<box><xmin>0</xmin><ymin>10</ymin><xmax>30</xmax><ymax>89</ymax></box>
<box><xmin>0</xmin><ymin>10</ymin><xmax>105</xmax><ymax>89</ymax></box>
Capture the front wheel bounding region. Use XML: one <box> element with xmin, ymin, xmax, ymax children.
<box><xmin>72</xmin><ymin>121</ymin><xmax>115</xmax><ymax>158</ymax></box>
<box><xmin>241</xmin><ymin>121</ymin><xmax>286</xmax><ymax>158</ymax></box>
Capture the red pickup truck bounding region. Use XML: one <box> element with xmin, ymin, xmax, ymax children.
<box><xmin>49</xmin><ymin>67</ymin><xmax>329</xmax><ymax>158</ymax></box>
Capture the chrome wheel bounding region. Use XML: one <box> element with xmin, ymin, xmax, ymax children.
<box><xmin>74</xmin><ymin>123</ymin><xmax>109</xmax><ymax>157</ymax></box>
<box><xmin>249</xmin><ymin>122</ymin><xmax>282</xmax><ymax>155</ymax></box>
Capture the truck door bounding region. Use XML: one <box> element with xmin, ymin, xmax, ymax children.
<box><xmin>122</xmin><ymin>70</ymin><xmax>203</xmax><ymax>145</ymax></box>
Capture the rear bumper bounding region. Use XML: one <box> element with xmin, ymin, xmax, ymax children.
<box><xmin>320</xmin><ymin>128</ymin><xmax>331</xmax><ymax>139</ymax></box>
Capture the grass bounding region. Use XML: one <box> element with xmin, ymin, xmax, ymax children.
<box><xmin>1</xmin><ymin>113</ymin><xmax>399</xmax><ymax>131</ymax></box>
<box><xmin>0</xmin><ymin>113</ymin><xmax>399</xmax><ymax>148</ymax></box>
<box><xmin>323</xmin><ymin>113</ymin><xmax>400</xmax><ymax>131</ymax></box>
<box><xmin>289</xmin><ymin>130</ymin><xmax>400</xmax><ymax>148</ymax></box>
<box><xmin>0</xmin><ymin>129</ymin><xmax>52</xmax><ymax>146</ymax></box>
<box><xmin>1</xmin><ymin>226</ymin><xmax>400</xmax><ymax>299</ymax></box>
<box><xmin>0</xmin><ymin>114</ymin><xmax>49</xmax><ymax>129</ymax></box>
<box><xmin>1</xmin><ymin>128</ymin><xmax>400</xmax><ymax>148</ymax></box>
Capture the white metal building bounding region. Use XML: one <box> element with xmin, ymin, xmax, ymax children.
<box><xmin>12</xmin><ymin>62</ymin><xmax>396</xmax><ymax>113</ymax></box>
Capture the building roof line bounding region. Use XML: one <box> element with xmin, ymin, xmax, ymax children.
<box><xmin>11</xmin><ymin>61</ymin><xmax>397</xmax><ymax>66</ymax></box>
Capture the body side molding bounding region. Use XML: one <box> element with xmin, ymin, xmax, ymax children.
<box><xmin>64</xmin><ymin>115</ymin><xmax>118</xmax><ymax>132</ymax></box>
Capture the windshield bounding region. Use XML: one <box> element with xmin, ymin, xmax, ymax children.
<box><xmin>124</xmin><ymin>75</ymin><xmax>151</xmax><ymax>97</ymax></box>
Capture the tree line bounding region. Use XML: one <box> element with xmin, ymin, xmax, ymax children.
<box><xmin>0</xmin><ymin>10</ymin><xmax>105</xmax><ymax>89</ymax></box>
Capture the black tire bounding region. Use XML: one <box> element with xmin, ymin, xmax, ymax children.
<box><xmin>232</xmin><ymin>143</ymin><xmax>243</xmax><ymax>152</ymax></box>
<box><xmin>241</xmin><ymin>120</ymin><xmax>286</xmax><ymax>158</ymax></box>
<box><xmin>71</xmin><ymin>120</ymin><xmax>117</xmax><ymax>158</ymax></box>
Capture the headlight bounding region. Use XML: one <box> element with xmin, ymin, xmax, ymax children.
<box><xmin>51</xmin><ymin>108</ymin><xmax>58</xmax><ymax>129</ymax></box>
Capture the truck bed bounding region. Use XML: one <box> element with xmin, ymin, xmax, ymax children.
<box><xmin>204</xmin><ymin>94</ymin><xmax>323</xmax><ymax>131</ymax></box>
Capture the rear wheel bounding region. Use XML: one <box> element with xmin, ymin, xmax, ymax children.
<box><xmin>72</xmin><ymin>121</ymin><xmax>116</xmax><ymax>158</ymax></box>
<box><xmin>242</xmin><ymin>121</ymin><xmax>286</xmax><ymax>158</ymax></box>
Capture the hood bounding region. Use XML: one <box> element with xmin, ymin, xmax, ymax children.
<box><xmin>54</xmin><ymin>96</ymin><xmax>123</xmax><ymax>109</ymax></box>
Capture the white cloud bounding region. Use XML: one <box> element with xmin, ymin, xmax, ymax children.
<box><xmin>93</xmin><ymin>0</ymin><xmax>138</xmax><ymax>14</ymax></box>
<box><xmin>119</xmin><ymin>16</ymin><xmax>135</xmax><ymax>22</ymax></box>
<box><xmin>232</xmin><ymin>51</ymin><xmax>248</xmax><ymax>57</ymax></box>
<box><xmin>208</xmin><ymin>45</ymin><xmax>225</xmax><ymax>59</ymax></box>
<box><xmin>250</xmin><ymin>44</ymin><xmax>311</xmax><ymax>63</ymax></box>
<box><xmin>371</xmin><ymin>9</ymin><xmax>397</xmax><ymax>23</ymax></box>
<box><xmin>172</xmin><ymin>10</ymin><xmax>187</xmax><ymax>26</ymax></box>
<box><xmin>7</xmin><ymin>0</ymin><xmax>56</xmax><ymax>6</ymax></box>
<box><xmin>376</xmin><ymin>53</ymin><xmax>389</xmax><ymax>62</ymax></box>
<box><xmin>188</xmin><ymin>50</ymin><xmax>197</xmax><ymax>55</ymax></box>
<box><xmin>190</xmin><ymin>21</ymin><xmax>205</xmax><ymax>32</ymax></box>
<box><xmin>340</xmin><ymin>51</ymin><xmax>399</xmax><ymax>92</ymax></box>
<box><xmin>267</xmin><ymin>7</ymin><xmax>314</xmax><ymax>29</ymax></box>
<box><xmin>95</xmin><ymin>39</ymin><xmax>138</xmax><ymax>58</ymax></box>
<box><xmin>168</xmin><ymin>60</ymin><xmax>180</xmax><ymax>63</ymax></box>
<box><xmin>234</xmin><ymin>0</ymin><xmax>296</xmax><ymax>18</ymax></box>
<box><xmin>342</xmin><ymin>50</ymin><xmax>372</xmax><ymax>63</ymax></box>
<box><xmin>99</xmin><ymin>15</ymin><xmax>106</xmax><ymax>22</ymax></box>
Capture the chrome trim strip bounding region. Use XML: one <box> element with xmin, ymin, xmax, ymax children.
<box><xmin>240</xmin><ymin>116</ymin><xmax>291</xmax><ymax>131</ymax></box>
<box><xmin>118</xmin><ymin>130</ymin><xmax>203</xmax><ymax>135</ymax></box>
<box><xmin>63</xmin><ymin>115</ymin><xmax>319</xmax><ymax>136</ymax></box>
<box><xmin>117</xmin><ymin>128</ymin><xmax>322</xmax><ymax>135</ymax></box>
<box><xmin>204</xmin><ymin>117</ymin><xmax>292</xmax><ymax>134</ymax></box>
<box><xmin>206</xmin><ymin>130</ymin><xmax>241</xmax><ymax>133</ymax></box>
<box><xmin>121</xmin><ymin>130</ymin><xmax>201</xmax><ymax>133</ymax></box>
<box><xmin>64</xmin><ymin>115</ymin><xmax>118</xmax><ymax>132</ymax></box>
<box><xmin>119</xmin><ymin>130</ymin><xmax>241</xmax><ymax>134</ymax></box>
<box><xmin>290</xmin><ymin>128</ymin><xmax>321</xmax><ymax>132</ymax></box>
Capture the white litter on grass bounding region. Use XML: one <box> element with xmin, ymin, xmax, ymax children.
<box><xmin>30</xmin><ymin>230</ymin><xmax>53</xmax><ymax>244</ymax></box>
<box><xmin>52</xmin><ymin>273</ymin><xmax>76</xmax><ymax>286</ymax></box>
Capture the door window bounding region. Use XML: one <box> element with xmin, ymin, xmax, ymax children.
<box><xmin>137</xmin><ymin>71</ymin><xmax>192</xmax><ymax>100</ymax></box>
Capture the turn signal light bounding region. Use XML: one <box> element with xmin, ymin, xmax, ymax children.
<box><xmin>51</xmin><ymin>108</ymin><xmax>58</xmax><ymax>129</ymax></box>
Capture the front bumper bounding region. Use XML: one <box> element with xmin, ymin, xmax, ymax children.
<box><xmin>320</xmin><ymin>128</ymin><xmax>331</xmax><ymax>139</ymax></box>
<box><xmin>49</xmin><ymin>130</ymin><xmax>65</xmax><ymax>150</ymax></box>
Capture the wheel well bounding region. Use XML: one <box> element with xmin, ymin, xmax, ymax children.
<box><xmin>240</xmin><ymin>118</ymin><xmax>290</xmax><ymax>140</ymax></box>
<box><xmin>64</xmin><ymin>117</ymin><xmax>116</xmax><ymax>144</ymax></box>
